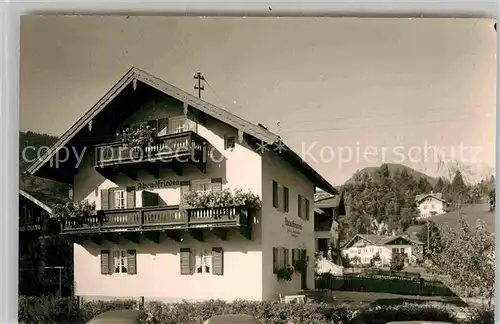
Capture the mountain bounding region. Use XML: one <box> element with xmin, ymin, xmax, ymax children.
<box><xmin>19</xmin><ymin>131</ymin><xmax>69</xmax><ymax>198</ymax></box>
<box><xmin>344</xmin><ymin>163</ymin><xmax>440</xmax><ymax>187</ymax></box>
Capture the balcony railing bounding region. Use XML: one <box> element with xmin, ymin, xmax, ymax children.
<box><xmin>94</xmin><ymin>131</ymin><xmax>206</xmax><ymax>167</ymax></box>
<box><xmin>61</xmin><ymin>205</ymin><xmax>251</xmax><ymax>234</ymax></box>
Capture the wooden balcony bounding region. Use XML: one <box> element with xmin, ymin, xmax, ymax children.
<box><xmin>60</xmin><ymin>205</ymin><xmax>252</xmax><ymax>242</ymax></box>
<box><xmin>94</xmin><ymin>131</ymin><xmax>207</xmax><ymax>178</ymax></box>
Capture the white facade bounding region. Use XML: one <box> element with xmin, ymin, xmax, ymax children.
<box><xmin>341</xmin><ymin>235</ymin><xmax>424</xmax><ymax>266</ymax></box>
<box><xmin>63</xmin><ymin>79</ymin><xmax>328</xmax><ymax>302</ymax></box>
<box><xmin>416</xmin><ymin>195</ymin><xmax>446</xmax><ymax>218</ymax></box>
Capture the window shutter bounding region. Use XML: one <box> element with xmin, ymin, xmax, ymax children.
<box><xmin>147</xmin><ymin>119</ymin><xmax>158</xmax><ymax>135</ymax></box>
<box><xmin>212</xmin><ymin>247</ymin><xmax>224</xmax><ymax>275</ymax></box>
<box><xmin>305</xmin><ymin>198</ymin><xmax>310</xmax><ymax>220</ymax></box>
<box><xmin>211</xmin><ymin>178</ymin><xmax>223</xmax><ymax>192</ymax></box>
<box><xmin>284</xmin><ymin>187</ymin><xmax>289</xmax><ymax>212</ymax></box>
<box><xmin>180</xmin><ymin>248</ymin><xmax>192</xmax><ymax>275</ymax></box>
<box><xmin>127</xmin><ymin>250</ymin><xmax>137</xmax><ymax>274</ymax></box>
<box><xmin>100</xmin><ymin>250</ymin><xmax>110</xmax><ymax>275</ymax></box>
<box><xmin>180</xmin><ymin>181</ymin><xmax>191</xmax><ymax>207</ymax></box>
<box><xmin>157</xmin><ymin>117</ymin><xmax>168</xmax><ymax>135</ymax></box>
<box><xmin>272</xmin><ymin>181</ymin><xmax>278</xmax><ymax>208</ymax></box>
<box><xmin>273</xmin><ymin>247</ymin><xmax>278</xmax><ymax>273</ymax></box>
<box><xmin>126</xmin><ymin>187</ymin><xmax>136</xmax><ymax>208</ymax></box>
<box><xmin>101</xmin><ymin>189</ymin><xmax>110</xmax><ymax>210</ymax></box>
<box><xmin>298</xmin><ymin>195</ymin><xmax>302</xmax><ymax>218</ymax></box>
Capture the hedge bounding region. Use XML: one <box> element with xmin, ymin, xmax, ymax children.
<box><xmin>19</xmin><ymin>296</ymin><xmax>493</xmax><ymax>324</ymax></box>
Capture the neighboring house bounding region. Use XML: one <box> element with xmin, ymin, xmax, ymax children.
<box><xmin>313</xmin><ymin>191</ymin><xmax>345</xmax><ymax>259</ymax></box>
<box><xmin>342</xmin><ymin>233</ymin><xmax>424</xmax><ymax>266</ymax></box>
<box><xmin>19</xmin><ymin>189</ymin><xmax>73</xmax><ymax>296</ymax></box>
<box><xmin>415</xmin><ymin>192</ymin><xmax>447</xmax><ymax>218</ymax></box>
<box><xmin>26</xmin><ymin>67</ymin><xmax>337</xmax><ymax>302</ymax></box>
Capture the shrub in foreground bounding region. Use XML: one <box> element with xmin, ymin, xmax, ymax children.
<box><xmin>460</xmin><ymin>308</ymin><xmax>494</xmax><ymax>324</ymax></box>
<box><xmin>21</xmin><ymin>296</ymin><xmax>487</xmax><ymax>324</ymax></box>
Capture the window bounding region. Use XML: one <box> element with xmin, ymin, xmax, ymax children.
<box><xmin>193</xmin><ymin>179</ymin><xmax>212</xmax><ymax>193</ymax></box>
<box><xmin>224</xmin><ymin>135</ymin><xmax>236</xmax><ymax>150</ymax></box>
<box><xmin>423</xmin><ymin>205</ymin><xmax>427</xmax><ymax>210</ymax></box>
<box><xmin>272</xmin><ymin>247</ymin><xmax>289</xmax><ymax>273</ymax></box>
<box><xmin>114</xmin><ymin>190</ymin><xmax>126</xmax><ymax>209</ymax></box>
<box><xmin>298</xmin><ymin>195</ymin><xmax>310</xmax><ymax>220</ymax></box>
<box><xmin>168</xmin><ymin>116</ymin><xmax>197</xmax><ymax>134</ymax></box>
<box><xmin>431</xmin><ymin>204</ymin><xmax>435</xmax><ymax>209</ymax></box>
<box><xmin>100</xmin><ymin>249</ymin><xmax>136</xmax><ymax>275</ymax></box>
<box><xmin>112</xmin><ymin>250</ymin><xmax>128</xmax><ymax>273</ymax></box>
<box><xmin>194</xmin><ymin>248</ymin><xmax>212</xmax><ymax>274</ymax></box>
<box><xmin>272</xmin><ymin>181</ymin><xmax>288</xmax><ymax>212</ymax></box>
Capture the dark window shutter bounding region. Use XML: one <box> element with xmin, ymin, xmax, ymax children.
<box><xmin>272</xmin><ymin>181</ymin><xmax>278</xmax><ymax>208</ymax></box>
<box><xmin>180</xmin><ymin>248</ymin><xmax>192</xmax><ymax>275</ymax></box>
<box><xmin>212</xmin><ymin>247</ymin><xmax>224</xmax><ymax>275</ymax></box>
<box><xmin>211</xmin><ymin>178</ymin><xmax>223</xmax><ymax>192</ymax></box>
<box><xmin>180</xmin><ymin>181</ymin><xmax>191</xmax><ymax>207</ymax></box>
<box><xmin>305</xmin><ymin>198</ymin><xmax>310</xmax><ymax>220</ymax></box>
<box><xmin>298</xmin><ymin>195</ymin><xmax>302</xmax><ymax>218</ymax></box>
<box><xmin>273</xmin><ymin>247</ymin><xmax>278</xmax><ymax>273</ymax></box>
<box><xmin>284</xmin><ymin>187</ymin><xmax>289</xmax><ymax>212</ymax></box>
<box><xmin>157</xmin><ymin>118</ymin><xmax>168</xmax><ymax>135</ymax></box>
<box><xmin>292</xmin><ymin>248</ymin><xmax>296</xmax><ymax>266</ymax></box>
<box><xmin>127</xmin><ymin>250</ymin><xmax>137</xmax><ymax>274</ymax></box>
<box><xmin>126</xmin><ymin>187</ymin><xmax>136</xmax><ymax>208</ymax></box>
<box><xmin>100</xmin><ymin>250</ymin><xmax>110</xmax><ymax>275</ymax></box>
<box><xmin>147</xmin><ymin>119</ymin><xmax>158</xmax><ymax>135</ymax></box>
<box><xmin>101</xmin><ymin>189</ymin><xmax>110</xmax><ymax>210</ymax></box>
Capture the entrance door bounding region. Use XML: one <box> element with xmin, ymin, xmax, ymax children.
<box><xmin>300</xmin><ymin>249</ymin><xmax>307</xmax><ymax>290</ymax></box>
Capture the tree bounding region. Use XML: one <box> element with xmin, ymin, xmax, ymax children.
<box><xmin>390</xmin><ymin>252</ymin><xmax>405</xmax><ymax>271</ymax></box>
<box><xmin>450</xmin><ymin>170</ymin><xmax>468</xmax><ymax>208</ymax></box>
<box><xmin>425</xmin><ymin>217</ymin><xmax>495</xmax><ymax>309</ymax></box>
<box><xmin>434</xmin><ymin>177</ymin><xmax>445</xmax><ymax>193</ymax></box>
<box><xmin>417</xmin><ymin>178</ymin><xmax>432</xmax><ymax>194</ymax></box>
<box><xmin>416</xmin><ymin>220</ymin><xmax>442</xmax><ymax>256</ymax></box>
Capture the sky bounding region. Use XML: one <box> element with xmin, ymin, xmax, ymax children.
<box><xmin>20</xmin><ymin>16</ymin><xmax>497</xmax><ymax>185</ymax></box>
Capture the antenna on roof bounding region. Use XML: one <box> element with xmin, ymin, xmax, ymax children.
<box><xmin>277</xmin><ymin>121</ymin><xmax>281</xmax><ymax>134</ymax></box>
<box><xmin>193</xmin><ymin>71</ymin><xmax>205</xmax><ymax>98</ymax></box>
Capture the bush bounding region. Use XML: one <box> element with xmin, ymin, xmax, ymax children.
<box><xmin>79</xmin><ymin>299</ymin><xmax>137</xmax><ymax>322</ymax></box>
<box><xmin>18</xmin><ymin>296</ymin><xmax>78</xmax><ymax>324</ymax></box>
<box><xmin>353</xmin><ymin>303</ymin><xmax>459</xmax><ymax>324</ymax></box>
<box><xmin>19</xmin><ymin>296</ymin><xmax>461</xmax><ymax>324</ymax></box>
<box><xmin>461</xmin><ymin>308</ymin><xmax>494</xmax><ymax>324</ymax></box>
<box><xmin>390</xmin><ymin>252</ymin><xmax>405</xmax><ymax>271</ymax></box>
<box><xmin>18</xmin><ymin>296</ymin><xmax>137</xmax><ymax>324</ymax></box>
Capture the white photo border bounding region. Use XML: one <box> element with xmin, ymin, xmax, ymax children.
<box><xmin>1</xmin><ymin>1</ymin><xmax>498</xmax><ymax>322</ymax></box>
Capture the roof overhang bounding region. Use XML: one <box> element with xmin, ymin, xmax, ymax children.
<box><xmin>19</xmin><ymin>190</ymin><xmax>53</xmax><ymax>214</ymax></box>
<box><xmin>26</xmin><ymin>67</ymin><xmax>337</xmax><ymax>194</ymax></box>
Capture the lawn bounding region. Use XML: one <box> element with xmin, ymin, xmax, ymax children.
<box><xmin>429</xmin><ymin>203</ymin><xmax>494</xmax><ymax>233</ymax></box>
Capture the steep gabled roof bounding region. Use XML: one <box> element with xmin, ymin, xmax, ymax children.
<box><xmin>26</xmin><ymin>67</ymin><xmax>337</xmax><ymax>195</ymax></box>
<box><xmin>415</xmin><ymin>192</ymin><xmax>446</xmax><ymax>204</ymax></box>
<box><xmin>343</xmin><ymin>233</ymin><xmax>424</xmax><ymax>249</ymax></box>
<box><xmin>19</xmin><ymin>189</ymin><xmax>69</xmax><ymax>214</ymax></box>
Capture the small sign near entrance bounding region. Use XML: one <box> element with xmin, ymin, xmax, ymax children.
<box><xmin>283</xmin><ymin>217</ymin><xmax>302</xmax><ymax>237</ymax></box>
<box><xmin>136</xmin><ymin>180</ymin><xmax>181</xmax><ymax>190</ymax></box>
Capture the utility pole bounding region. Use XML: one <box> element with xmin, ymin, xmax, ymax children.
<box><xmin>193</xmin><ymin>71</ymin><xmax>205</xmax><ymax>98</ymax></box>
<box><xmin>427</xmin><ymin>219</ymin><xmax>430</xmax><ymax>251</ymax></box>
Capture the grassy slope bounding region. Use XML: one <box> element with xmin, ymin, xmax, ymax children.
<box><xmin>429</xmin><ymin>203</ymin><xmax>494</xmax><ymax>233</ymax></box>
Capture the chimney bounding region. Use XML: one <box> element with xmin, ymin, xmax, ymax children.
<box><xmin>392</xmin><ymin>229</ymin><xmax>396</xmax><ymax>236</ymax></box>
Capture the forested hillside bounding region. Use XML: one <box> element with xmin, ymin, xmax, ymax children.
<box><xmin>339</xmin><ymin>163</ymin><xmax>494</xmax><ymax>241</ymax></box>
<box><xmin>19</xmin><ymin>131</ymin><xmax>69</xmax><ymax>197</ymax></box>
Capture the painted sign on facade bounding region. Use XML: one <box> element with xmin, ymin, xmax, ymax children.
<box><xmin>136</xmin><ymin>180</ymin><xmax>182</xmax><ymax>190</ymax></box>
<box><xmin>283</xmin><ymin>217</ymin><xmax>303</xmax><ymax>237</ymax></box>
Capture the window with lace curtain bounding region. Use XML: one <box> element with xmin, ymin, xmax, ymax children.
<box><xmin>194</xmin><ymin>248</ymin><xmax>212</xmax><ymax>274</ymax></box>
<box><xmin>112</xmin><ymin>250</ymin><xmax>128</xmax><ymax>273</ymax></box>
